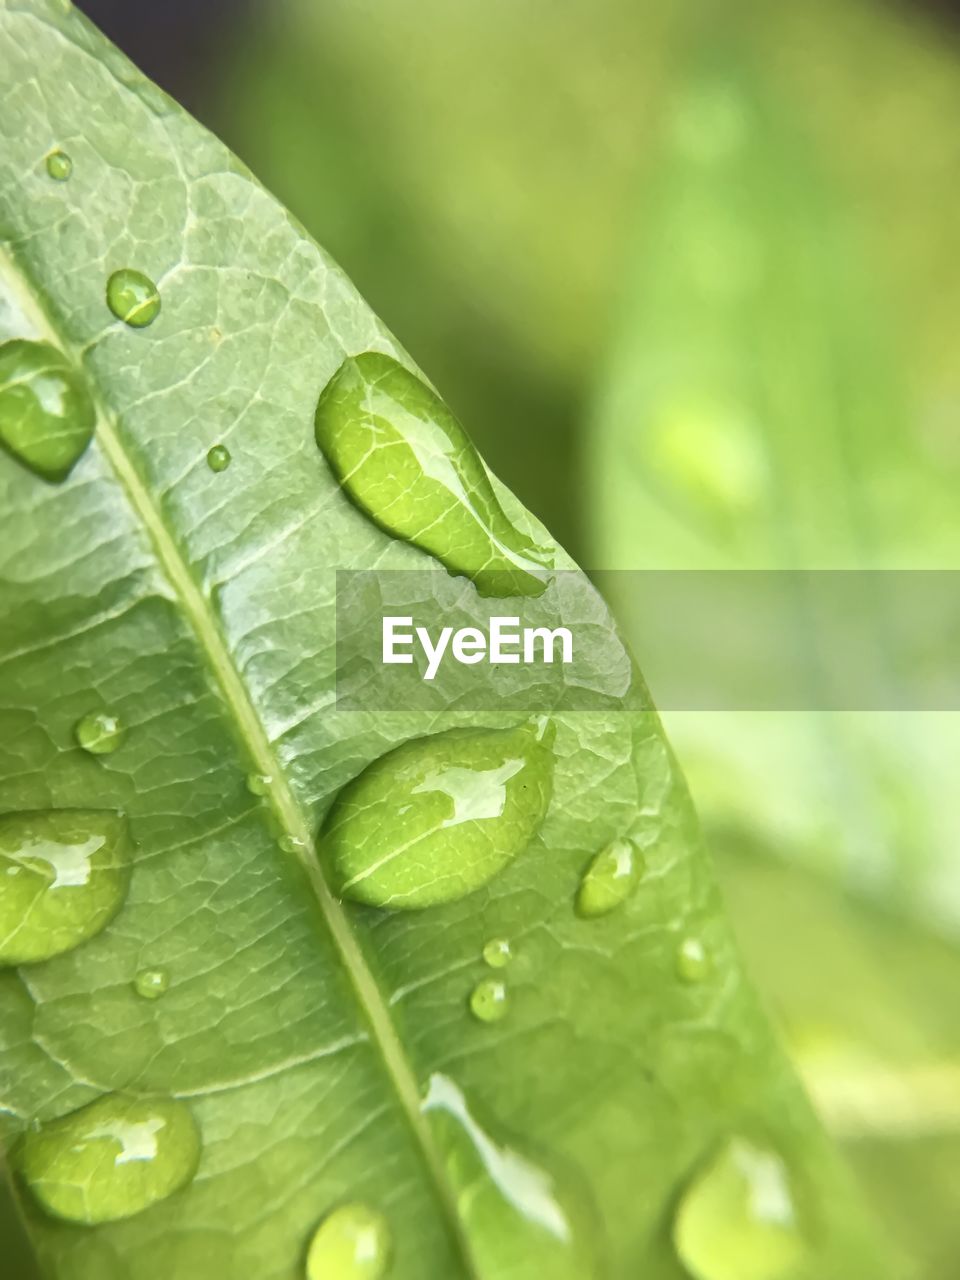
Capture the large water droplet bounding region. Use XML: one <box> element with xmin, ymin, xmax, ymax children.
<box><xmin>0</xmin><ymin>810</ymin><xmax>130</xmax><ymax>965</ymax></box>
<box><xmin>322</xmin><ymin>719</ymin><xmax>554</xmax><ymax>909</ymax></box>
<box><xmin>470</xmin><ymin>977</ymin><xmax>508</xmax><ymax>1023</ymax></box>
<box><xmin>673</xmin><ymin>1138</ymin><xmax>805</xmax><ymax>1280</ymax></box>
<box><xmin>106</xmin><ymin>269</ymin><xmax>161</xmax><ymax>329</ymax></box>
<box><xmin>20</xmin><ymin>1093</ymin><xmax>200</xmax><ymax>1225</ymax></box>
<box><xmin>206</xmin><ymin>443</ymin><xmax>231</xmax><ymax>473</ymax></box>
<box><xmin>482</xmin><ymin>937</ymin><xmax>512</xmax><ymax>969</ymax></box>
<box><xmin>315</xmin><ymin>353</ymin><xmax>552</xmax><ymax>596</ymax></box>
<box><xmin>45</xmin><ymin>149</ymin><xmax>72</xmax><ymax>181</ymax></box>
<box><xmin>74</xmin><ymin>710</ymin><xmax>124</xmax><ymax>756</ymax></box>
<box><xmin>133</xmin><ymin>968</ymin><xmax>169</xmax><ymax>1001</ymax></box>
<box><xmin>576</xmin><ymin>837</ymin><xmax>641</xmax><ymax>919</ymax></box>
<box><xmin>0</xmin><ymin>339</ymin><xmax>95</xmax><ymax>482</ymax></box>
<box><xmin>305</xmin><ymin>1202</ymin><xmax>391</xmax><ymax>1280</ymax></box>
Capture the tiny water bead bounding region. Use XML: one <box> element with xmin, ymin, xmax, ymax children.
<box><xmin>0</xmin><ymin>339</ymin><xmax>95</xmax><ymax>482</ymax></box>
<box><xmin>280</xmin><ymin>834</ymin><xmax>307</xmax><ymax>855</ymax></box>
<box><xmin>576</xmin><ymin>838</ymin><xmax>641</xmax><ymax>919</ymax></box>
<box><xmin>673</xmin><ymin>1138</ymin><xmax>805</xmax><ymax>1280</ymax></box>
<box><xmin>45</xmin><ymin>148</ymin><xmax>72</xmax><ymax>180</ymax></box>
<box><xmin>206</xmin><ymin>443</ymin><xmax>231</xmax><ymax>472</ymax></box>
<box><xmin>676</xmin><ymin>936</ymin><xmax>711</xmax><ymax>984</ymax></box>
<box><xmin>314</xmin><ymin>352</ymin><xmax>552</xmax><ymax>597</ymax></box>
<box><xmin>246</xmin><ymin>772</ymin><xmax>272</xmax><ymax>796</ymax></box>
<box><xmin>322</xmin><ymin>718</ymin><xmax>555</xmax><ymax>910</ymax></box>
<box><xmin>0</xmin><ymin>810</ymin><xmax>130</xmax><ymax>965</ymax></box>
<box><xmin>74</xmin><ymin>710</ymin><xmax>124</xmax><ymax>756</ymax></box>
<box><xmin>305</xmin><ymin>1202</ymin><xmax>392</xmax><ymax>1280</ymax></box>
<box><xmin>21</xmin><ymin>1093</ymin><xmax>200</xmax><ymax>1225</ymax></box>
<box><xmin>133</xmin><ymin>968</ymin><xmax>169</xmax><ymax>1000</ymax></box>
<box><xmin>482</xmin><ymin>937</ymin><xmax>512</xmax><ymax>969</ymax></box>
<box><xmin>106</xmin><ymin>269</ymin><xmax>161</xmax><ymax>329</ymax></box>
<box><xmin>469</xmin><ymin>978</ymin><xmax>508</xmax><ymax>1024</ymax></box>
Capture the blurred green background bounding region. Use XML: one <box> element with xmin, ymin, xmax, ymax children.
<box><xmin>69</xmin><ymin>2</ymin><xmax>960</xmax><ymax>1276</ymax></box>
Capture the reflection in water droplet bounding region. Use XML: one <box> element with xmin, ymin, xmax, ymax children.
<box><xmin>74</xmin><ymin>710</ymin><xmax>124</xmax><ymax>756</ymax></box>
<box><xmin>470</xmin><ymin>977</ymin><xmax>508</xmax><ymax>1023</ymax></box>
<box><xmin>482</xmin><ymin>937</ymin><xmax>512</xmax><ymax>968</ymax></box>
<box><xmin>206</xmin><ymin>443</ymin><xmax>231</xmax><ymax>473</ymax></box>
<box><xmin>246</xmin><ymin>772</ymin><xmax>272</xmax><ymax>796</ymax></box>
<box><xmin>0</xmin><ymin>339</ymin><xmax>95</xmax><ymax>482</ymax></box>
<box><xmin>106</xmin><ymin>269</ymin><xmax>161</xmax><ymax>328</ymax></box>
<box><xmin>576</xmin><ymin>838</ymin><xmax>641</xmax><ymax>918</ymax></box>
<box><xmin>323</xmin><ymin>719</ymin><xmax>554</xmax><ymax>910</ymax></box>
<box><xmin>45</xmin><ymin>149</ymin><xmax>72</xmax><ymax>180</ymax></box>
<box><xmin>133</xmin><ymin>968</ymin><xmax>169</xmax><ymax>1000</ymax></box>
<box><xmin>673</xmin><ymin>1137</ymin><xmax>805</xmax><ymax>1280</ymax></box>
<box><xmin>315</xmin><ymin>352</ymin><xmax>552</xmax><ymax>597</ymax></box>
<box><xmin>305</xmin><ymin>1202</ymin><xmax>391</xmax><ymax>1280</ymax></box>
<box><xmin>676</xmin><ymin>937</ymin><xmax>711</xmax><ymax>983</ymax></box>
<box><xmin>20</xmin><ymin>1094</ymin><xmax>200</xmax><ymax>1225</ymax></box>
<box><xmin>0</xmin><ymin>810</ymin><xmax>130</xmax><ymax>965</ymax></box>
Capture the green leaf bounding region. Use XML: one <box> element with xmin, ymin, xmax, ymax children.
<box><xmin>0</xmin><ymin>2</ymin><xmax>890</xmax><ymax>1277</ymax></box>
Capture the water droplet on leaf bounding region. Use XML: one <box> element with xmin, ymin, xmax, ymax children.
<box><xmin>133</xmin><ymin>968</ymin><xmax>169</xmax><ymax>1000</ymax></box>
<box><xmin>576</xmin><ymin>837</ymin><xmax>641</xmax><ymax>918</ymax></box>
<box><xmin>676</xmin><ymin>936</ymin><xmax>711</xmax><ymax>983</ymax></box>
<box><xmin>206</xmin><ymin>443</ymin><xmax>231</xmax><ymax>472</ymax></box>
<box><xmin>106</xmin><ymin>269</ymin><xmax>161</xmax><ymax>328</ymax></box>
<box><xmin>0</xmin><ymin>339</ymin><xmax>95</xmax><ymax>482</ymax></box>
<box><xmin>322</xmin><ymin>719</ymin><xmax>554</xmax><ymax>909</ymax></box>
<box><xmin>0</xmin><ymin>810</ymin><xmax>130</xmax><ymax>965</ymax></box>
<box><xmin>280</xmin><ymin>834</ymin><xmax>306</xmax><ymax>854</ymax></box>
<box><xmin>74</xmin><ymin>710</ymin><xmax>124</xmax><ymax>756</ymax></box>
<box><xmin>246</xmin><ymin>772</ymin><xmax>272</xmax><ymax>796</ymax></box>
<box><xmin>20</xmin><ymin>1093</ymin><xmax>200</xmax><ymax>1224</ymax></box>
<box><xmin>482</xmin><ymin>937</ymin><xmax>512</xmax><ymax>968</ymax></box>
<box><xmin>470</xmin><ymin>977</ymin><xmax>508</xmax><ymax>1023</ymax></box>
<box><xmin>305</xmin><ymin>1202</ymin><xmax>391</xmax><ymax>1280</ymax></box>
<box><xmin>674</xmin><ymin>1137</ymin><xmax>805</xmax><ymax>1280</ymax></box>
<box><xmin>315</xmin><ymin>352</ymin><xmax>552</xmax><ymax>596</ymax></box>
<box><xmin>45</xmin><ymin>149</ymin><xmax>72</xmax><ymax>180</ymax></box>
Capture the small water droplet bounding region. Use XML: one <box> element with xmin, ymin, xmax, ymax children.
<box><xmin>280</xmin><ymin>834</ymin><xmax>306</xmax><ymax>854</ymax></box>
<box><xmin>673</xmin><ymin>1137</ymin><xmax>805</xmax><ymax>1280</ymax></box>
<box><xmin>45</xmin><ymin>149</ymin><xmax>72</xmax><ymax>181</ymax></box>
<box><xmin>576</xmin><ymin>837</ymin><xmax>641</xmax><ymax>919</ymax></box>
<box><xmin>133</xmin><ymin>968</ymin><xmax>169</xmax><ymax>1000</ymax></box>
<box><xmin>106</xmin><ymin>269</ymin><xmax>161</xmax><ymax>328</ymax></box>
<box><xmin>469</xmin><ymin>977</ymin><xmax>508</xmax><ymax>1023</ymax></box>
<box><xmin>20</xmin><ymin>1093</ymin><xmax>200</xmax><ymax>1224</ymax></box>
<box><xmin>315</xmin><ymin>352</ymin><xmax>552</xmax><ymax>596</ymax></box>
<box><xmin>305</xmin><ymin>1202</ymin><xmax>391</xmax><ymax>1280</ymax></box>
<box><xmin>0</xmin><ymin>810</ymin><xmax>130</xmax><ymax>965</ymax></box>
<box><xmin>206</xmin><ymin>443</ymin><xmax>231</xmax><ymax>472</ymax></box>
<box><xmin>246</xmin><ymin>772</ymin><xmax>272</xmax><ymax>796</ymax></box>
<box><xmin>0</xmin><ymin>339</ymin><xmax>95</xmax><ymax>482</ymax></box>
<box><xmin>676</xmin><ymin>936</ymin><xmax>711</xmax><ymax>983</ymax></box>
<box><xmin>482</xmin><ymin>937</ymin><xmax>512</xmax><ymax>968</ymax></box>
<box><xmin>74</xmin><ymin>710</ymin><xmax>124</xmax><ymax>756</ymax></box>
<box><xmin>323</xmin><ymin>719</ymin><xmax>554</xmax><ymax>910</ymax></box>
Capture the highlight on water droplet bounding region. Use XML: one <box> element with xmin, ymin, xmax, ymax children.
<box><xmin>0</xmin><ymin>810</ymin><xmax>131</xmax><ymax>966</ymax></box>
<box><xmin>322</xmin><ymin>718</ymin><xmax>554</xmax><ymax>910</ymax></box>
<box><xmin>206</xmin><ymin>443</ymin><xmax>231</xmax><ymax>473</ymax></box>
<box><xmin>470</xmin><ymin>977</ymin><xmax>508</xmax><ymax>1023</ymax></box>
<box><xmin>74</xmin><ymin>710</ymin><xmax>124</xmax><ymax>756</ymax></box>
<box><xmin>314</xmin><ymin>352</ymin><xmax>553</xmax><ymax>597</ymax></box>
<box><xmin>20</xmin><ymin>1093</ymin><xmax>200</xmax><ymax>1225</ymax></box>
<box><xmin>133</xmin><ymin>968</ymin><xmax>169</xmax><ymax>1001</ymax></box>
<box><xmin>0</xmin><ymin>339</ymin><xmax>96</xmax><ymax>482</ymax></box>
<box><xmin>676</xmin><ymin>936</ymin><xmax>711</xmax><ymax>984</ymax></box>
<box><xmin>305</xmin><ymin>1202</ymin><xmax>392</xmax><ymax>1280</ymax></box>
<box><xmin>482</xmin><ymin>937</ymin><xmax>512</xmax><ymax>969</ymax></box>
<box><xmin>45</xmin><ymin>148</ymin><xmax>72</xmax><ymax>180</ymax></box>
<box><xmin>576</xmin><ymin>837</ymin><xmax>641</xmax><ymax>919</ymax></box>
<box><xmin>673</xmin><ymin>1137</ymin><xmax>805</xmax><ymax>1280</ymax></box>
<box><xmin>106</xmin><ymin>269</ymin><xmax>161</xmax><ymax>328</ymax></box>
<box><xmin>246</xmin><ymin>772</ymin><xmax>272</xmax><ymax>796</ymax></box>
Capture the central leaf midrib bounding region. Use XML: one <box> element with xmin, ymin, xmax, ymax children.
<box><xmin>0</xmin><ymin>244</ymin><xmax>477</xmax><ymax>1276</ymax></box>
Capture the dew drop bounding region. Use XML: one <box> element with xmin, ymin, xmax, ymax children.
<box><xmin>0</xmin><ymin>339</ymin><xmax>95</xmax><ymax>482</ymax></box>
<box><xmin>470</xmin><ymin>977</ymin><xmax>508</xmax><ymax>1023</ymax></box>
<box><xmin>20</xmin><ymin>1093</ymin><xmax>200</xmax><ymax>1225</ymax></box>
<box><xmin>246</xmin><ymin>772</ymin><xmax>272</xmax><ymax>796</ymax></box>
<box><xmin>315</xmin><ymin>352</ymin><xmax>552</xmax><ymax>597</ymax></box>
<box><xmin>673</xmin><ymin>1137</ymin><xmax>805</xmax><ymax>1280</ymax></box>
<box><xmin>482</xmin><ymin>937</ymin><xmax>512</xmax><ymax>969</ymax></box>
<box><xmin>133</xmin><ymin>968</ymin><xmax>169</xmax><ymax>1001</ymax></box>
<box><xmin>676</xmin><ymin>936</ymin><xmax>711</xmax><ymax>983</ymax></box>
<box><xmin>305</xmin><ymin>1202</ymin><xmax>391</xmax><ymax>1280</ymax></box>
<box><xmin>576</xmin><ymin>837</ymin><xmax>641</xmax><ymax>919</ymax></box>
<box><xmin>0</xmin><ymin>810</ymin><xmax>130</xmax><ymax>965</ymax></box>
<box><xmin>280</xmin><ymin>834</ymin><xmax>306</xmax><ymax>854</ymax></box>
<box><xmin>45</xmin><ymin>148</ymin><xmax>72</xmax><ymax>181</ymax></box>
<box><xmin>206</xmin><ymin>443</ymin><xmax>231</xmax><ymax>473</ymax></box>
<box><xmin>74</xmin><ymin>710</ymin><xmax>124</xmax><ymax>756</ymax></box>
<box><xmin>322</xmin><ymin>719</ymin><xmax>554</xmax><ymax>910</ymax></box>
<box><xmin>106</xmin><ymin>269</ymin><xmax>161</xmax><ymax>329</ymax></box>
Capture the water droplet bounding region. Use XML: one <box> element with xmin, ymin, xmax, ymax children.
<box><xmin>576</xmin><ymin>837</ymin><xmax>641</xmax><ymax>919</ymax></box>
<box><xmin>470</xmin><ymin>977</ymin><xmax>508</xmax><ymax>1023</ymax></box>
<box><xmin>482</xmin><ymin>937</ymin><xmax>512</xmax><ymax>968</ymax></box>
<box><xmin>0</xmin><ymin>339</ymin><xmax>95</xmax><ymax>482</ymax></box>
<box><xmin>0</xmin><ymin>810</ymin><xmax>130</xmax><ymax>965</ymax></box>
<box><xmin>106</xmin><ymin>269</ymin><xmax>161</xmax><ymax>329</ymax></box>
<box><xmin>206</xmin><ymin>443</ymin><xmax>231</xmax><ymax>472</ymax></box>
<box><xmin>673</xmin><ymin>1138</ymin><xmax>805</xmax><ymax>1280</ymax></box>
<box><xmin>20</xmin><ymin>1093</ymin><xmax>200</xmax><ymax>1224</ymax></box>
<box><xmin>315</xmin><ymin>352</ymin><xmax>552</xmax><ymax>596</ymax></box>
<box><xmin>74</xmin><ymin>710</ymin><xmax>124</xmax><ymax>756</ymax></box>
<box><xmin>133</xmin><ymin>968</ymin><xmax>169</xmax><ymax>1000</ymax></box>
<box><xmin>305</xmin><ymin>1202</ymin><xmax>391</xmax><ymax>1280</ymax></box>
<box><xmin>246</xmin><ymin>772</ymin><xmax>272</xmax><ymax>796</ymax></box>
<box><xmin>280</xmin><ymin>834</ymin><xmax>306</xmax><ymax>854</ymax></box>
<box><xmin>676</xmin><ymin>936</ymin><xmax>711</xmax><ymax>983</ymax></box>
<box><xmin>45</xmin><ymin>149</ymin><xmax>72</xmax><ymax>181</ymax></box>
<box><xmin>323</xmin><ymin>719</ymin><xmax>554</xmax><ymax>909</ymax></box>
